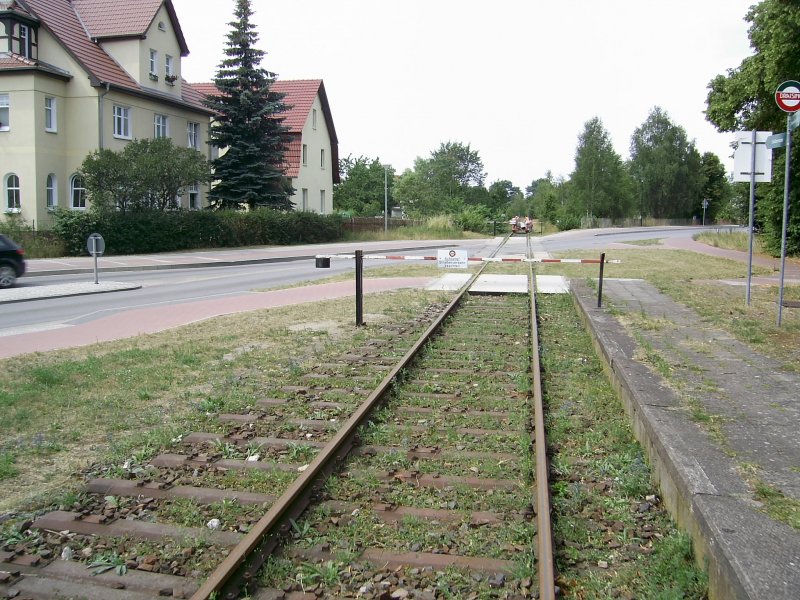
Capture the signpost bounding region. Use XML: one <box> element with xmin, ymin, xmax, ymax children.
<box><xmin>437</xmin><ymin>249</ymin><xmax>468</xmax><ymax>269</ymax></box>
<box><xmin>733</xmin><ymin>131</ymin><xmax>772</xmax><ymax>305</ymax></box>
<box><xmin>701</xmin><ymin>199</ymin><xmax>709</xmax><ymax>226</ymax></box>
<box><xmin>87</xmin><ymin>232</ymin><xmax>105</xmax><ymax>285</ymax></box>
<box><xmin>774</xmin><ymin>80</ymin><xmax>800</xmax><ymax>325</ymax></box>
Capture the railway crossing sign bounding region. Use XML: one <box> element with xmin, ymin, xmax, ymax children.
<box><xmin>775</xmin><ymin>80</ymin><xmax>800</xmax><ymax>112</ymax></box>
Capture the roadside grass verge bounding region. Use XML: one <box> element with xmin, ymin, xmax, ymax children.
<box><xmin>537</xmin><ymin>248</ymin><xmax>800</xmax><ymax>367</ymax></box>
<box><xmin>0</xmin><ymin>288</ymin><xmax>450</xmax><ymax>512</ymax></box>
<box><xmin>694</xmin><ymin>229</ymin><xmax>765</xmax><ymax>253</ymax></box>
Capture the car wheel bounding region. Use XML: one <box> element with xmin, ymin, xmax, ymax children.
<box><xmin>0</xmin><ymin>264</ymin><xmax>16</xmax><ymax>288</ymax></box>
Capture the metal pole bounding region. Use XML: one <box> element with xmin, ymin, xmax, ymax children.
<box><xmin>355</xmin><ymin>249</ymin><xmax>364</xmax><ymax>327</ymax></box>
<box><xmin>746</xmin><ymin>130</ymin><xmax>757</xmax><ymax>305</ymax></box>
<box><xmin>93</xmin><ymin>239</ymin><xmax>99</xmax><ymax>285</ymax></box>
<box><xmin>384</xmin><ymin>168</ymin><xmax>388</xmax><ymax>234</ymax></box>
<box><xmin>777</xmin><ymin>116</ymin><xmax>792</xmax><ymax>326</ymax></box>
<box><xmin>597</xmin><ymin>253</ymin><xmax>605</xmax><ymax>308</ymax></box>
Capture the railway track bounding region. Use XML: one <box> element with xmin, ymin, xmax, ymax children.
<box><xmin>0</xmin><ymin>240</ymin><xmax>558</xmax><ymax>600</ymax></box>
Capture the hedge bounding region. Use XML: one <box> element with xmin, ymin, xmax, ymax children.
<box><xmin>51</xmin><ymin>209</ymin><xmax>343</xmax><ymax>256</ymax></box>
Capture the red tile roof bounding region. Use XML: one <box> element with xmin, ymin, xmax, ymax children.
<box><xmin>190</xmin><ymin>79</ymin><xmax>340</xmax><ymax>182</ymax></box>
<box><xmin>12</xmin><ymin>0</ymin><xmax>206</xmax><ymax>112</ymax></box>
<box><xmin>71</xmin><ymin>0</ymin><xmax>188</xmax><ymax>56</ymax></box>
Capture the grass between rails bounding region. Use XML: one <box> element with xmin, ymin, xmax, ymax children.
<box><xmin>538</xmin><ymin>293</ymin><xmax>707</xmax><ymax>598</ymax></box>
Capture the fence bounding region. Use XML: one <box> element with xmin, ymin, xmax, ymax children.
<box><xmin>340</xmin><ymin>217</ymin><xmax>425</xmax><ymax>233</ymax></box>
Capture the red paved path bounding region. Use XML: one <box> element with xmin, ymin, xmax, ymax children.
<box><xmin>1</xmin><ymin>278</ymin><xmax>433</xmax><ymax>359</ymax></box>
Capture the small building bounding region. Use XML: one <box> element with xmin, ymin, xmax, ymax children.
<box><xmin>0</xmin><ymin>0</ymin><xmax>213</xmax><ymax>226</ymax></box>
<box><xmin>193</xmin><ymin>79</ymin><xmax>340</xmax><ymax>214</ymax></box>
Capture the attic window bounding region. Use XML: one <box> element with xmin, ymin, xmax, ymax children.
<box><xmin>158</xmin><ymin>21</ymin><xmax>166</xmax><ymax>32</ymax></box>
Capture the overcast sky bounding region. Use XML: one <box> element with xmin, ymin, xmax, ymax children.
<box><xmin>171</xmin><ymin>0</ymin><xmax>756</xmax><ymax>190</ymax></box>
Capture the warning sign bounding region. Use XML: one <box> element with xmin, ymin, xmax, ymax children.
<box><xmin>437</xmin><ymin>249</ymin><xmax>468</xmax><ymax>269</ymax></box>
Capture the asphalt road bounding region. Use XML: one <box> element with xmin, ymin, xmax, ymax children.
<box><xmin>0</xmin><ymin>227</ymin><xmax>725</xmax><ymax>337</ymax></box>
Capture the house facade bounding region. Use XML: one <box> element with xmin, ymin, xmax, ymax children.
<box><xmin>194</xmin><ymin>79</ymin><xmax>340</xmax><ymax>214</ymax></box>
<box><xmin>0</xmin><ymin>0</ymin><xmax>213</xmax><ymax>227</ymax></box>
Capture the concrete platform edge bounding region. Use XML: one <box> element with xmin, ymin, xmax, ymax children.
<box><xmin>570</xmin><ymin>279</ymin><xmax>799</xmax><ymax>600</ymax></box>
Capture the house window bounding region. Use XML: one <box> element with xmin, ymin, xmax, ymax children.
<box><xmin>154</xmin><ymin>114</ymin><xmax>168</xmax><ymax>138</ymax></box>
<box><xmin>312</xmin><ymin>108</ymin><xmax>317</xmax><ymax>130</ymax></box>
<box><xmin>320</xmin><ymin>189</ymin><xmax>326</xmax><ymax>213</ymax></box>
<box><xmin>320</xmin><ymin>149</ymin><xmax>325</xmax><ymax>170</ymax></box>
<box><xmin>302</xmin><ymin>144</ymin><xmax>307</xmax><ymax>166</ymax></box>
<box><xmin>46</xmin><ymin>174</ymin><xmax>57</xmax><ymax>210</ymax></box>
<box><xmin>188</xmin><ymin>183</ymin><xmax>199</xmax><ymax>209</ymax></box>
<box><xmin>5</xmin><ymin>174</ymin><xmax>20</xmax><ymax>212</ymax></box>
<box><xmin>19</xmin><ymin>24</ymin><xmax>29</xmax><ymax>58</ymax></box>
<box><xmin>0</xmin><ymin>94</ymin><xmax>9</xmax><ymax>131</ymax></box>
<box><xmin>149</xmin><ymin>49</ymin><xmax>158</xmax><ymax>76</ymax></box>
<box><xmin>165</xmin><ymin>55</ymin><xmax>175</xmax><ymax>84</ymax></box>
<box><xmin>113</xmin><ymin>105</ymin><xmax>130</xmax><ymax>138</ymax></box>
<box><xmin>44</xmin><ymin>96</ymin><xmax>57</xmax><ymax>132</ymax></box>
<box><xmin>187</xmin><ymin>122</ymin><xmax>199</xmax><ymax>149</ymax></box>
<box><xmin>301</xmin><ymin>188</ymin><xmax>308</xmax><ymax>211</ymax></box>
<box><xmin>70</xmin><ymin>174</ymin><xmax>86</xmax><ymax>209</ymax></box>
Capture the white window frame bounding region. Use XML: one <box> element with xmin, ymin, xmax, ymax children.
<box><xmin>44</xmin><ymin>96</ymin><xmax>57</xmax><ymax>132</ymax></box>
<box><xmin>188</xmin><ymin>183</ymin><xmax>200</xmax><ymax>209</ymax></box>
<box><xmin>0</xmin><ymin>94</ymin><xmax>9</xmax><ymax>131</ymax></box>
<box><xmin>301</xmin><ymin>188</ymin><xmax>308</xmax><ymax>211</ymax></box>
<box><xmin>302</xmin><ymin>144</ymin><xmax>307</xmax><ymax>166</ymax></box>
<box><xmin>46</xmin><ymin>173</ymin><xmax>57</xmax><ymax>210</ymax></box>
<box><xmin>19</xmin><ymin>24</ymin><xmax>29</xmax><ymax>58</ymax></box>
<box><xmin>5</xmin><ymin>174</ymin><xmax>20</xmax><ymax>212</ymax></box>
<box><xmin>149</xmin><ymin>49</ymin><xmax>158</xmax><ymax>76</ymax></box>
<box><xmin>70</xmin><ymin>174</ymin><xmax>86</xmax><ymax>210</ymax></box>
<box><xmin>320</xmin><ymin>189</ymin><xmax>326</xmax><ymax>213</ymax></box>
<box><xmin>165</xmin><ymin>55</ymin><xmax>174</xmax><ymax>77</ymax></box>
<box><xmin>320</xmin><ymin>148</ymin><xmax>325</xmax><ymax>170</ymax></box>
<box><xmin>187</xmin><ymin>121</ymin><xmax>199</xmax><ymax>149</ymax></box>
<box><xmin>154</xmin><ymin>114</ymin><xmax>168</xmax><ymax>138</ymax></box>
<box><xmin>113</xmin><ymin>105</ymin><xmax>131</xmax><ymax>139</ymax></box>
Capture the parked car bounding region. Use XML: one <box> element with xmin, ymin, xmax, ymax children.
<box><xmin>0</xmin><ymin>234</ymin><xmax>26</xmax><ymax>288</ymax></box>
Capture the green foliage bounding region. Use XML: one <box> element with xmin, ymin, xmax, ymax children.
<box><xmin>393</xmin><ymin>141</ymin><xmax>487</xmax><ymax>218</ymax></box>
<box><xmin>453</xmin><ymin>205</ymin><xmax>490</xmax><ymax>233</ymax></box>
<box><xmin>705</xmin><ymin>0</ymin><xmax>800</xmax><ymax>253</ymax></box>
<box><xmin>205</xmin><ymin>0</ymin><xmax>293</xmax><ymax>210</ymax></box>
<box><xmin>79</xmin><ymin>138</ymin><xmax>212</xmax><ymax>213</ymax></box>
<box><xmin>571</xmin><ymin>116</ymin><xmax>634</xmax><ymax>219</ymax></box>
<box><xmin>629</xmin><ymin>107</ymin><xmax>704</xmax><ymax>219</ymax></box>
<box><xmin>51</xmin><ymin>209</ymin><xmax>342</xmax><ymax>256</ymax></box>
<box><xmin>333</xmin><ymin>156</ymin><xmax>393</xmax><ymax>216</ymax></box>
<box><xmin>699</xmin><ymin>152</ymin><xmax>732</xmax><ymax>223</ymax></box>
<box><xmin>0</xmin><ymin>214</ymin><xmax>65</xmax><ymax>257</ymax></box>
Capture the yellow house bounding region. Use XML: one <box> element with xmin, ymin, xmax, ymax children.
<box><xmin>0</xmin><ymin>0</ymin><xmax>213</xmax><ymax>227</ymax></box>
<box><xmin>192</xmin><ymin>79</ymin><xmax>341</xmax><ymax>214</ymax></box>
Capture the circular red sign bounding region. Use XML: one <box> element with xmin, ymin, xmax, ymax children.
<box><xmin>775</xmin><ymin>80</ymin><xmax>800</xmax><ymax>112</ymax></box>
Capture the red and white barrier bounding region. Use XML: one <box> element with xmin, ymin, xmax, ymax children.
<box><xmin>315</xmin><ymin>254</ymin><xmax>620</xmax><ymax>264</ymax></box>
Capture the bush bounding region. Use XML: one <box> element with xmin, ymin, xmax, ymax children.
<box><xmin>51</xmin><ymin>209</ymin><xmax>343</xmax><ymax>256</ymax></box>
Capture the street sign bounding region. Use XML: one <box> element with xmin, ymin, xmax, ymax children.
<box><xmin>87</xmin><ymin>233</ymin><xmax>105</xmax><ymax>256</ymax></box>
<box><xmin>733</xmin><ymin>131</ymin><xmax>773</xmax><ymax>183</ymax></box>
<box><xmin>702</xmin><ymin>199</ymin><xmax>709</xmax><ymax>209</ymax></box>
<box><xmin>775</xmin><ymin>80</ymin><xmax>800</xmax><ymax>113</ymax></box>
<box><xmin>766</xmin><ymin>132</ymin><xmax>787</xmax><ymax>150</ymax></box>
<box><xmin>790</xmin><ymin>111</ymin><xmax>800</xmax><ymax>131</ymax></box>
<box><xmin>437</xmin><ymin>249</ymin><xmax>468</xmax><ymax>269</ymax></box>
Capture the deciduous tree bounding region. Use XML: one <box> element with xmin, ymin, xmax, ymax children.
<box><xmin>706</xmin><ymin>0</ymin><xmax>800</xmax><ymax>253</ymax></box>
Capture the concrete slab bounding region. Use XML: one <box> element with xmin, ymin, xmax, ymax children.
<box><xmin>426</xmin><ymin>273</ymin><xmax>472</xmax><ymax>291</ymax></box>
<box><xmin>536</xmin><ymin>275</ymin><xmax>570</xmax><ymax>294</ymax></box>
<box><xmin>470</xmin><ymin>274</ymin><xmax>528</xmax><ymax>294</ymax></box>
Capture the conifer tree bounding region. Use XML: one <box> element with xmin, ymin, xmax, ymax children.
<box><xmin>204</xmin><ymin>0</ymin><xmax>293</xmax><ymax>210</ymax></box>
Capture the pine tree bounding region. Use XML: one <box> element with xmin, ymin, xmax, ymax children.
<box><xmin>204</xmin><ymin>0</ymin><xmax>293</xmax><ymax>210</ymax></box>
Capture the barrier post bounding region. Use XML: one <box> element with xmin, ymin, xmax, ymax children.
<box><xmin>355</xmin><ymin>250</ymin><xmax>364</xmax><ymax>327</ymax></box>
<box><xmin>597</xmin><ymin>253</ymin><xmax>606</xmax><ymax>308</ymax></box>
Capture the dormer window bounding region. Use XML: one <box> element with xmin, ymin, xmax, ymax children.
<box><xmin>2</xmin><ymin>17</ymin><xmax>38</xmax><ymax>59</ymax></box>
